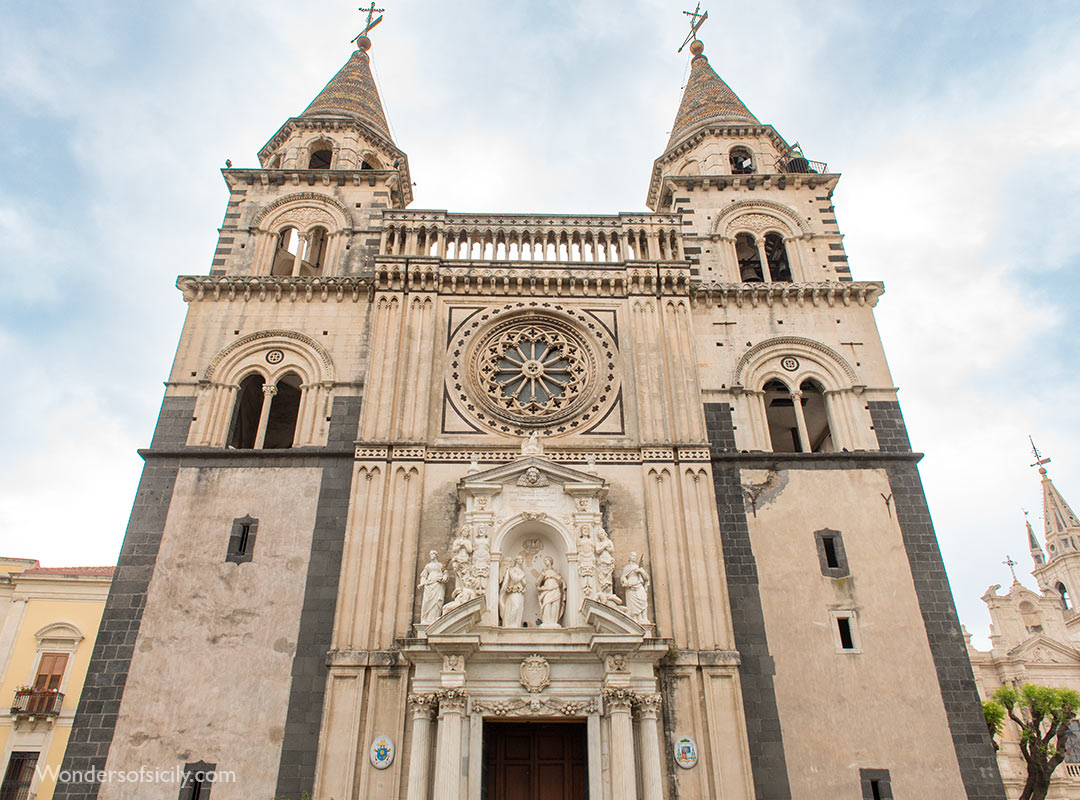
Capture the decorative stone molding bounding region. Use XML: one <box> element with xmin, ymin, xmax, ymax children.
<box><xmin>408</xmin><ymin>693</ymin><xmax>438</xmax><ymax>719</ymax></box>
<box><xmin>437</xmin><ymin>689</ymin><xmax>468</xmax><ymax>714</ymax></box>
<box><xmin>731</xmin><ymin>335</ymin><xmax>860</xmax><ymax>388</ymax></box>
<box><xmin>602</xmin><ymin>688</ymin><xmax>636</xmax><ymax>711</ymax></box>
<box><xmin>471</xmin><ymin>696</ymin><xmax>598</xmax><ymax>717</ymax></box>
<box><xmin>178</xmin><ymin>275</ymin><xmax>375</xmax><ymax>304</ymax></box>
<box><xmin>689</xmin><ymin>281</ymin><xmax>883</xmax><ymax>310</ymax></box>
<box><xmin>203</xmin><ymin>329</ymin><xmax>335</xmax><ymax>383</ymax></box>
<box><xmin>251</xmin><ymin>191</ymin><xmax>353</xmax><ymax>229</ymax></box>
<box><xmin>519</xmin><ymin>656</ymin><xmax>550</xmax><ymax>694</ymax></box>
<box><xmin>711</xmin><ymin>199</ymin><xmax>812</xmax><ymax>237</ymax></box>
<box><xmin>633</xmin><ymin>693</ymin><xmax>663</xmax><ymax>719</ymax></box>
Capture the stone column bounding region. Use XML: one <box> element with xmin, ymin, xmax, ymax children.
<box><xmin>635</xmin><ymin>694</ymin><xmax>664</xmax><ymax>800</ymax></box>
<box><xmin>605</xmin><ymin>689</ymin><xmax>638</xmax><ymax>800</ymax></box>
<box><xmin>253</xmin><ymin>384</ymin><xmax>277</xmax><ymax>449</ymax></box>
<box><xmin>432</xmin><ymin>689</ymin><xmax>467</xmax><ymax>800</ymax></box>
<box><xmin>756</xmin><ymin>237</ymin><xmax>772</xmax><ymax>282</ymax></box>
<box><xmin>789</xmin><ymin>389</ymin><xmax>812</xmax><ymax>453</ymax></box>
<box><xmin>406</xmin><ymin>693</ymin><xmax>438</xmax><ymax>800</ymax></box>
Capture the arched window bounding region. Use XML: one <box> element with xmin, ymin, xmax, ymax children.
<box><xmin>272</xmin><ymin>228</ymin><xmax>301</xmax><ymax>276</ymax></box>
<box><xmin>308</xmin><ymin>146</ymin><xmax>333</xmax><ymax>170</ymax></box>
<box><xmin>228</xmin><ymin>374</ymin><xmax>265</xmax><ymax>449</ymax></box>
<box><xmin>736</xmin><ymin>233</ymin><xmax>764</xmax><ymax>282</ymax></box>
<box><xmin>302</xmin><ymin>226</ymin><xmax>328</xmax><ymax>276</ymax></box>
<box><xmin>730</xmin><ymin>147</ymin><xmax>754</xmax><ymax>174</ymax></box>
<box><xmin>1057</xmin><ymin>582</ymin><xmax>1071</xmax><ymax>611</ymax></box>
<box><xmin>263</xmin><ymin>373</ymin><xmax>302</xmax><ymax>449</ymax></box>
<box><xmin>764</xmin><ymin>232</ymin><xmax>792</xmax><ymax>282</ymax></box>
<box><xmin>764</xmin><ymin>380</ymin><xmax>801</xmax><ymax>452</ymax></box>
<box><xmin>800</xmin><ymin>380</ymin><xmax>834</xmax><ymax>452</ymax></box>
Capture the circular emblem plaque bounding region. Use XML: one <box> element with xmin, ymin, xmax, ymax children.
<box><xmin>674</xmin><ymin>736</ymin><xmax>698</xmax><ymax>769</ymax></box>
<box><xmin>266</xmin><ymin>349</ymin><xmax>285</xmax><ymax>364</ymax></box>
<box><xmin>370</xmin><ymin>734</ymin><xmax>395</xmax><ymax>769</ymax></box>
<box><xmin>780</xmin><ymin>356</ymin><xmax>799</xmax><ymax>372</ymax></box>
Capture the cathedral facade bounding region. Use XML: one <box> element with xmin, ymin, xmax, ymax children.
<box><xmin>54</xmin><ymin>26</ymin><xmax>1004</xmax><ymax>800</ymax></box>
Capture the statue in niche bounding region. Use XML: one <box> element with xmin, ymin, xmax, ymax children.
<box><xmin>620</xmin><ymin>552</ymin><xmax>651</xmax><ymax>624</ymax></box>
<box><xmin>450</xmin><ymin>524</ymin><xmax>473</xmax><ymax>586</ymax></box>
<box><xmin>537</xmin><ymin>556</ymin><xmax>567</xmax><ymax>628</ymax></box>
<box><xmin>595</xmin><ymin>527</ymin><xmax>621</xmax><ymax>606</ymax></box>
<box><xmin>418</xmin><ymin>551</ymin><xmax>448</xmax><ymax>625</ymax></box>
<box><xmin>499</xmin><ymin>556</ymin><xmax>528</xmax><ymax>628</ymax></box>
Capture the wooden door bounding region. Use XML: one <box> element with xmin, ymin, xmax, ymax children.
<box><xmin>484</xmin><ymin>722</ymin><xmax>587</xmax><ymax>800</ymax></box>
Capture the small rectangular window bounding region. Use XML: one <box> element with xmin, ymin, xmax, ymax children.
<box><xmin>226</xmin><ymin>516</ymin><xmax>258</xmax><ymax>564</ymax></box>
<box><xmin>815</xmin><ymin>529</ymin><xmax>850</xmax><ymax>578</ymax></box>
<box><xmin>179</xmin><ymin>761</ymin><xmax>216</xmax><ymax>800</ymax></box>
<box><xmin>832</xmin><ymin>610</ymin><xmax>861</xmax><ymax>652</ymax></box>
<box><xmin>860</xmin><ymin>768</ymin><xmax>892</xmax><ymax>799</ymax></box>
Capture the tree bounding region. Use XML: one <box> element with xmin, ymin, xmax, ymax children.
<box><xmin>993</xmin><ymin>683</ymin><xmax>1080</xmax><ymax>800</ymax></box>
<box><xmin>984</xmin><ymin>700</ymin><xmax>1006</xmax><ymax>751</ymax></box>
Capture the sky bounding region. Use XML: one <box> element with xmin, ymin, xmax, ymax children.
<box><xmin>0</xmin><ymin>0</ymin><xmax>1077</xmax><ymax>645</ymax></box>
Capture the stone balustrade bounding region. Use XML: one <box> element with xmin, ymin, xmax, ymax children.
<box><xmin>379</xmin><ymin>211</ymin><xmax>685</xmax><ymax>263</ymax></box>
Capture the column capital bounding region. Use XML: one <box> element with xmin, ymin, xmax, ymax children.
<box><xmin>262</xmin><ymin>384</ymin><xmax>279</xmax><ymax>397</ymax></box>
<box><xmin>633</xmin><ymin>693</ymin><xmax>663</xmax><ymax>720</ymax></box>
<box><xmin>408</xmin><ymin>692</ymin><xmax>439</xmax><ymax>720</ymax></box>
<box><xmin>437</xmin><ymin>688</ymin><xmax>468</xmax><ymax>715</ymax></box>
<box><xmin>603</xmin><ymin>687</ymin><xmax>636</xmax><ymax>712</ymax></box>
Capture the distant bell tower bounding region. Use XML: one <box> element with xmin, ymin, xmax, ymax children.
<box><xmin>1027</xmin><ymin>445</ymin><xmax>1080</xmax><ymax>619</ymax></box>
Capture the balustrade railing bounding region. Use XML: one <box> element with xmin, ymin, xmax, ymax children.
<box><xmin>379</xmin><ymin>212</ymin><xmax>686</xmax><ymax>264</ymax></box>
<box><xmin>11</xmin><ymin>688</ymin><xmax>63</xmax><ymax>716</ymax></box>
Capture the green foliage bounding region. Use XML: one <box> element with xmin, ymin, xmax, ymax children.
<box><xmin>983</xmin><ymin>700</ymin><xmax>1006</xmax><ymax>742</ymax></box>
<box><xmin>991</xmin><ymin>683</ymin><xmax>1080</xmax><ymax>800</ymax></box>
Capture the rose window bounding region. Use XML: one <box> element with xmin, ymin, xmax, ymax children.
<box><xmin>480</xmin><ymin>325</ymin><xmax>587</xmax><ymax>419</ymax></box>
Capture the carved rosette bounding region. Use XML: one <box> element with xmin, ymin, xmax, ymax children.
<box><xmin>407</xmin><ymin>693</ymin><xmax>439</xmax><ymax>720</ymax></box>
<box><xmin>603</xmin><ymin>688</ymin><xmax>636</xmax><ymax>712</ymax></box>
<box><xmin>438</xmin><ymin>688</ymin><xmax>468</xmax><ymax>715</ymax></box>
<box><xmin>633</xmin><ymin>693</ymin><xmax>662</xmax><ymax>720</ymax></box>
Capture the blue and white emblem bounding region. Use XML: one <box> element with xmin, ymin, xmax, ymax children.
<box><xmin>370</xmin><ymin>734</ymin><xmax>395</xmax><ymax>769</ymax></box>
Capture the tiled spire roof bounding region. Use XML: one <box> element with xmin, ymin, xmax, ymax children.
<box><xmin>301</xmin><ymin>40</ymin><xmax>392</xmax><ymax>141</ymax></box>
<box><xmin>1042</xmin><ymin>468</ymin><xmax>1080</xmax><ymax>539</ymax></box>
<box><xmin>667</xmin><ymin>40</ymin><xmax>758</xmax><ymax>151</ymax></box>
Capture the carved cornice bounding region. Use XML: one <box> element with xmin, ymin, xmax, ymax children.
<box><xmin>689</xmin><ymin>280</ymin><xmax>883</xmax><ymax>309</ymax></box>
<box><xmin>178</xmin><ymin>275</ymin><xmax>374</xmax><ymax>304</ymax></box>
<box><xmin>380</xmin><ymin>210</ymin><xmax>683</xmax><ymax>229</ymax></box>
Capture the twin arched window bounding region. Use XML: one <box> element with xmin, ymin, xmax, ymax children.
<box><xmin>228</xmin><ymin>372</ymin><xmax>303</xmax><ymax>449</ymax></box>
<box><xmin>763</xmin><ymin>378</ymin><xmax>834</xmax><ymax>453</ymax></box>
<box><xmin>735</xmin><ymin>231</ymin><xmax>792</xmax><ymax>283</ymax></box>
<box><xmin>271</xmin><ymin>226</ymin><xmax>330</xmax><ymax>276</ymax></box>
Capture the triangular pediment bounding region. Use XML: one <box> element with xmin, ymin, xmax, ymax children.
<box><xmin>1008</xmin><ymin>634</ymin><xmax>1080</xmax><ymax>664</ymax></box>
<box><xmin>459</xmin><ymin>456</ymin><xmax>606</xmax><ymax>492</ymax></box>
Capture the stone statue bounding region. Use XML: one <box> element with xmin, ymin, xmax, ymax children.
<box><xmin>450</xmin><ymin>525</ymin><xmax>473</xmax><ymax>584</ymax></box>
<box><xmin>620</xmin><ymin>552</ymin><xmax>651</xmax><ymax>624</ymax></box>
<box><xmin>537</xmin><ymin>556</ymin><xmax>566</xmax><ymax>628</ymax></box>
<box><xmin>418</xmin><ymin>551</ymin><xmax>448</xmax><ymax>625</ymax></box>
<box><xmin>473</xmin><ymin>525</ymin><xmax>492</xmax><ymax>581</ymax></box>
<box><xmin>521</xmin><ymin>431</ymin><xmax>544</xmax><ymax>456</ymax></box>
<box><xmin>499</xmin><ymin>556</ymin><xmax>528</xmax><ymax>628</ymax></box>
<box><xmin>595</xmin><ymin>527</ymin><xmax>620</xmax><ymax>605</ymax></box>
<box><xmin>577</xmin><ymin>525</ymin><xmax>596</xmax><ymax>599</ymax></box>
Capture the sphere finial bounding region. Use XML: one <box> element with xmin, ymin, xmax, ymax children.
<box><xmin>689</xmin><ymin>39</ymin><xmax>705</xmax><ymax>56</ymax></box>
<box><xmin>356</xmin><ymin>35</ymin><xmax>372</xmax><ymax>52</ymax></box>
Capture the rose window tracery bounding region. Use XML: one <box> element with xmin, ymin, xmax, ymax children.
<box><xmin>480</xmin><ymin>325</ymin><xmax>587</xmax><ymax>419</ymax></box>
<box><xmin>449</xmin><ymin>304</ymin><xmax>618</xmax><ymax>435</ymax></box>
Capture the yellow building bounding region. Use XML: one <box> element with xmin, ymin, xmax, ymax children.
<box><xmin>0</xmin><ymin>558</ymin><xmax>112</xmax><ymax>800</ymax></box>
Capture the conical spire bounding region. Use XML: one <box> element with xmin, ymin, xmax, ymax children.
<box><xmin>1028</xmin><ymin>516</ymin><xmax>1046</xmax><ymax>566</ymax></box>
<box><xmin>1041</xmin><ymin>467</ymin><xmax>1080</xmax><ymax>539</ymax></box>
<box><xmin>302</xmin><ymin>38</ymin><xmax>392</xmax><ymax>142</ymax></box>
<box><xmin>666</xmin><ymin>39</ymin><xmax>758</xmax><ymax>151</ymax></box>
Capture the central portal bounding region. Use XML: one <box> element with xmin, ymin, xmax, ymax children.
<box><xmin>483</xmin><ymin>721</ymin><xmax>587</xmax><ymax>800</ymax></box>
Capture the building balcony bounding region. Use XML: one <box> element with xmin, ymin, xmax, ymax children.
<box><xmin>10</xmin><ymin>688</ymin><xmax>63</xmax><ymax>718</ymax></box>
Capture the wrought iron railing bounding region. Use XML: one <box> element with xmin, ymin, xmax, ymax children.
<box><xmin>10</xmin><ymin>688</ymin><xmax>64</xmax><ymax>716</ymax></box>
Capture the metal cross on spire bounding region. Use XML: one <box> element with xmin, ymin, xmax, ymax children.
<box><xmin>1030</xmin><ymin>436</ymin><xmax>1052</xmax><ymax>471</ymax></box>
<box><xmin>678</xmin><ymin>3</ymin><xmax>709</xmax><ymax>53</ymax></box>
<box><xmin>1003</xmin><ymin>555</ymin><xmax>1019</xmax><ymax>583</ymax></box>
<box><xmin>352</xmin><ymin>3</ymin><xmax>385</xmax><ymax>45</ymax></box>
